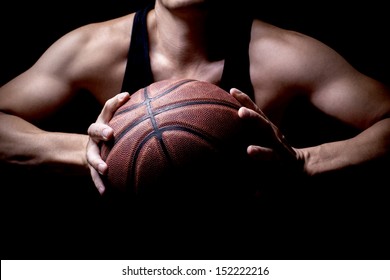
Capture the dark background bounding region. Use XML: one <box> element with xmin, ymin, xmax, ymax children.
<box><xmin>1</xmin><ymin>1</ymin><xmax>389</xmax><ymax>260</ymax></box>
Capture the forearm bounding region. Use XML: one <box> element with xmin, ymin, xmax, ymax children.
<box><xmin>298</xmin><ymin>118</ymin><xmax>390</xmax><ymax>176</ymax></box>
<box><xmin>0</xmin><ymin>112</ymin><xmax>89</xmax><ymax>174</ymax></box>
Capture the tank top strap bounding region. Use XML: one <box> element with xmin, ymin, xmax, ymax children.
<box><xmin>121</xmin><ymin>4</ymin><xmax>155</xmax><ymax>94</ymax></box>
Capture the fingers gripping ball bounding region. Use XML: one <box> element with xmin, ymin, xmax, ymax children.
<box><xmin>100</xmin><ymin>79</ymin><xmax>252</xmax><ymax>199</ymax></box>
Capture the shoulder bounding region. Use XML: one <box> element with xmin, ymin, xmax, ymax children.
<box><xmin>250</xmin><ymin>19</ymin><xmax>348</xmax><ymax>70</ymax></box>
<box><xmin>50</xmin><ymin>14</ymin><xmax>136</xmax><ymax>62</ymax></box>
<box><xmin>33</xmin><ymin>13</ymin><xmax>136</xmax><ymax>88</ymax></box>
<box><xmin>248</xmin><ymin>19</ymin><xmax>353</xmax><ymax>93</ymax></box>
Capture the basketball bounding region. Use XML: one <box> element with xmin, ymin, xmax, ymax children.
<box><xmin>100</xmin><ymin>79</ymin><xmax>253</xmax><ymax>199</ymax></box>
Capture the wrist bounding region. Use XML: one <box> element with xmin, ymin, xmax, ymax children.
<box><xmin>37</xmin><ymin>132</ymin><xmax>90</xmax><ymax>175</ymax></box>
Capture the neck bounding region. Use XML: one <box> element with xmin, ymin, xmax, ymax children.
<box><xmin>151</xmin><ymin>1</ymin><xmax>215</xmax><ymax>63</ymax></box>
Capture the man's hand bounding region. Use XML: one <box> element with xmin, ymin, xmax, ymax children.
<box><xmin>86</xmin><ymin>92</ymin><xmax>130</xmax><ymax>194</ymax></box>
<box><xmin>230</xmin><ymin>88</ymin><xmax>297</xmax><ymax>164</ymax></box>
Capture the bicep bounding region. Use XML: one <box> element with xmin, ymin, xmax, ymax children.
<box><xmin>0</xmin><ymin>28</ymin><xmax>88</xmax><ymax>122</ymax></box>
<box><xmin>0</xmin><ymin>66</ymin><xmax>75</xmax><ymax>122</ymax></box>
<box><xmin>293</xmin><ymin>35</ymin><xmax>390</xmax><ymax>130</ymax></box>
<box><xmin>311</xmin><ymin>71</ymin><xmax>390</xmax><ymax>130</ymax></box>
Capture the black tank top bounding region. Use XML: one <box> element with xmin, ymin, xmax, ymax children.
<box><xmin>121</xmin><ymin>4</ymin><xmax>254</xmax><ymax>100</ymax></box>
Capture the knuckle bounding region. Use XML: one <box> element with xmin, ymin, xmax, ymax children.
<box><xmin>87</xmin><ymin>123</ymin><xmax>96</xmax><ymax>134</ymax></box>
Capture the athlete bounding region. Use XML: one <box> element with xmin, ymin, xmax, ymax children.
<box><xmin>1</xmin><ymin>0</ymin><xmax>389</xmax><ymax>195</ymax></box>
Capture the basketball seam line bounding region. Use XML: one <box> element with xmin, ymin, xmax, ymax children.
<box><xmin>114</xmin><ymin>79</ymin><xmax>195</xmax><ymax>117</ymax></box>
<box><xmin>129</xmin><ymin>125</ymin><xmax>221</xmax><ymax>192</ymax></box>
<box><xmin>114</xmin><ymin>100</ymin><xmax>239</xmax><ymax>145</ymax></box>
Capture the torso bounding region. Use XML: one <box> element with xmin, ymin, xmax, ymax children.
<box><xmin>85</xmin><ymin>8</ymin><xmax>310</xmax><ymax>126</ymax></box>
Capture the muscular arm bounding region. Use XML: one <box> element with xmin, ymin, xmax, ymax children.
<box><xmin>0</xmin><ymin>18</ymin><xmax>129</xmax><ymax>174</ymax></box>
<box><xmin>0</xmin><ymin>111</ymin><xmax>89</xmax><ymax>173</ymax></box>
<box><xmin>249</xmin><ymin>21</ymin><xmax>390</xmax><ymax>176</ymax></box>
<box><xmin>0</xmin><ymin>33</ymin><xmax>91</xmax><ymax>173</ymax></box>
<box><xmin>300</xmin><ymin>63</ymin><xmax>390</xmax><ymax>175</ymax></box>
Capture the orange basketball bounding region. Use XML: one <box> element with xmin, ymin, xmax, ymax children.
<box><xmin>100</xmin><ymin>79</ymin><xmax>253</xmax><ymax>199</ymax></box>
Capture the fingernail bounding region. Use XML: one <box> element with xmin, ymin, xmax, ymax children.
<box><xmin>98</xmin><ymin>186</ymin><xmax>105</xmax><ymax>195</ymax></box>
<box><xmin>102</xmin><ymin>128</ymin><xmax>111</xmax><ymax>138</ymax></box>
<box><xmin>98</xmin><ymin>163</ymin><xmax>107</xmax><ymax>175</ymax></box>
<box><xmin>118</xmin><ymin>92</ymin><xmax>129</xmax><ymax>101</ymax></box>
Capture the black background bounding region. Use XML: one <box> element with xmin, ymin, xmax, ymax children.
<box><xmin>1</xmin><ymin>1</ymin><xmax>389</xmax><ymax>260</ymax></box>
